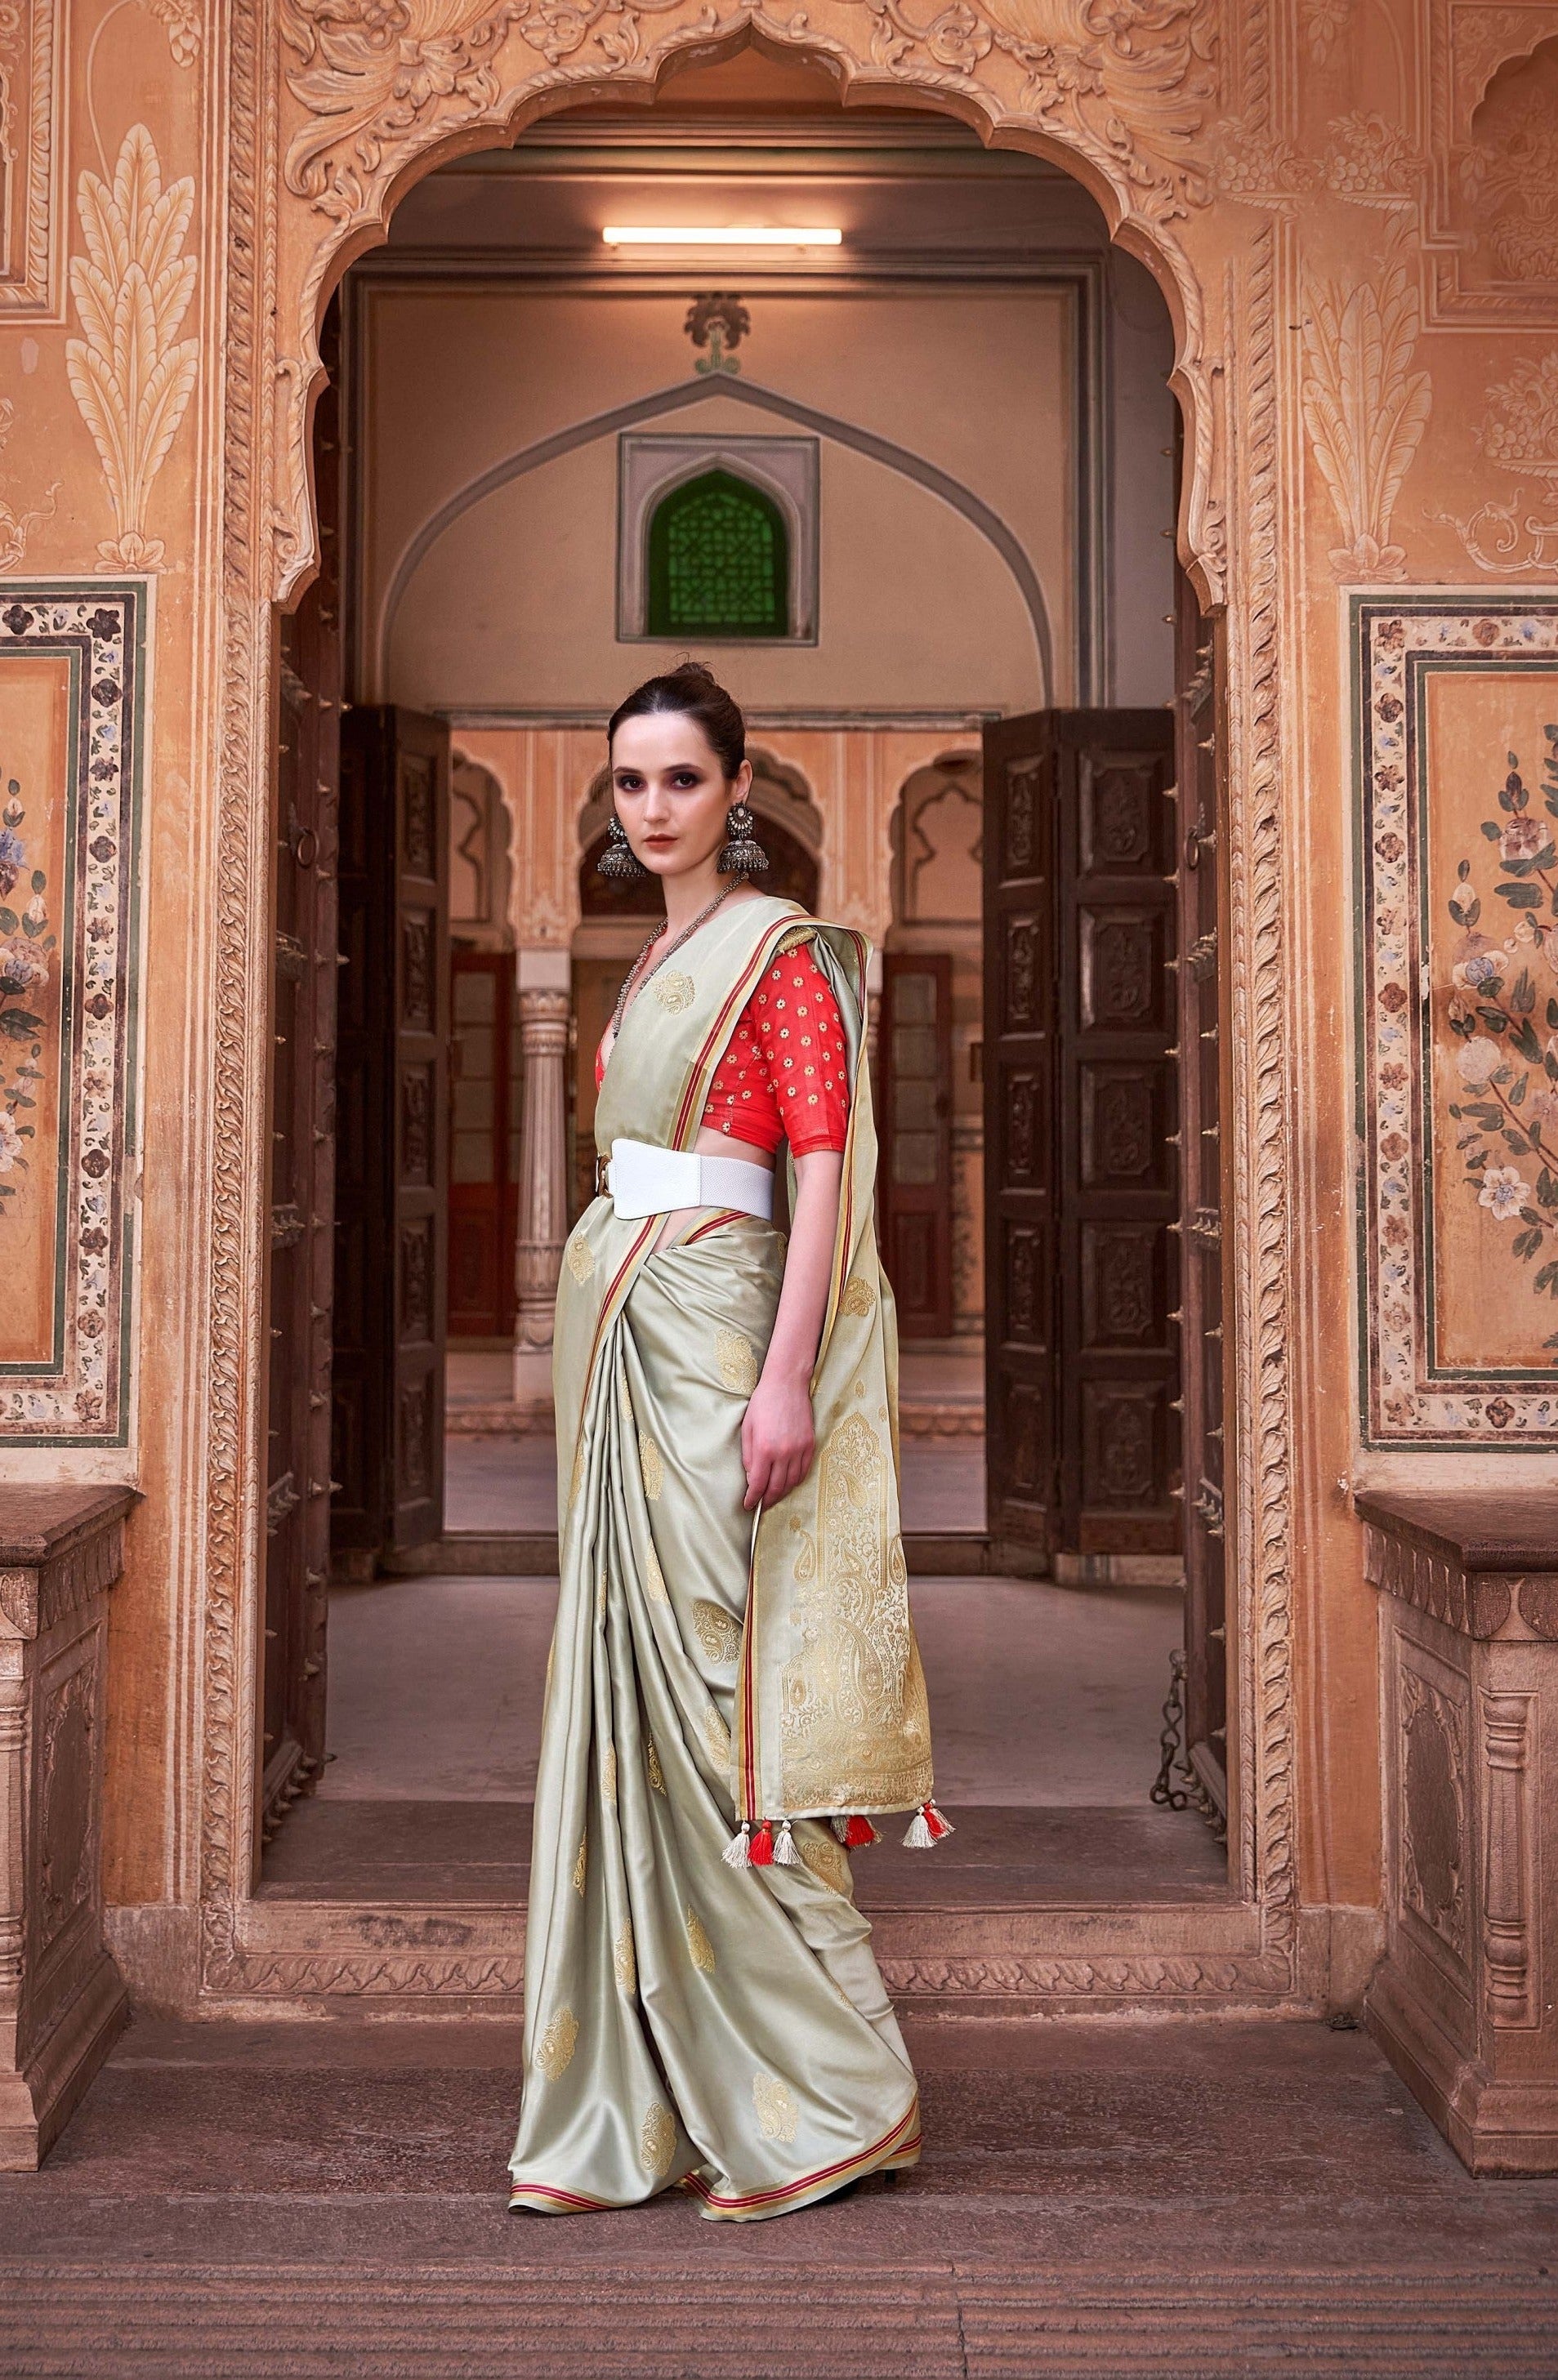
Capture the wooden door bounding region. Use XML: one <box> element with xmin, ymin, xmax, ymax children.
<box><xmin>332</xmin><ymin>706</ymin><xmax>449</xmax><ymax>1567</ymax></box>
<box><xmin>449</xmin><ymin>952</ymin><xmax>523</xmax><ymax>1339</ymax></box>
<box><xmin>880</xmin><ymin>953</ymin><xmax>953</xmax><ymax>1339</ymax></box>
<box><xmin>1173</xmin><ymin>588</ymin><xmax>1232</xmax><ymax>1829</ymax></box>
<box><xmin>261</xmin><ymin>316</ymin><xmax>341</xmax><ymax>1843</ymax></box>
<box><xmin>983</xmin><ymin>711</ymin><xmax>1179</xmax><ymax>1569</ymax></box>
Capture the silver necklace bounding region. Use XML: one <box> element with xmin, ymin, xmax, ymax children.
<box><xmin>608</xmin><ymin>880</ymin><xmax>739</xmax><ymax>1045</ymax></box>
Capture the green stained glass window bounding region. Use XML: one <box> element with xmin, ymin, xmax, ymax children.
<box><xmin>646</xmin><ymin>469</ymin><xmax>789</xmax><ymax>639</ymax></box>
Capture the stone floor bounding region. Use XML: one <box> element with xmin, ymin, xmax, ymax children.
<box><xmin>4</xmin><ymin>2012</ymin><xmax>1558</xmax><ymax>2374</ymax></box>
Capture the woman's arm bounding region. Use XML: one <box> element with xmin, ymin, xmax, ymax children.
<box><xmin>740</xmin><ymin>1148</ymin><xmax>844</xmax><ymax>1512</ymax></box>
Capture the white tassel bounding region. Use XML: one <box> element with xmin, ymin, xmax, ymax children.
<box><xmin>722</xmin><ymin>1822</ymin><xmax>752</xmax><ymax>1870</ymax></box>
<box><xmin>830</xmin><ymin>1816</ymin><xmax>850</xmax><ymax>1843</ymax></box>
<box><xmin>902</xmin><ymin>1807</ymin><xmax>935</xmax><ymax>1849</ymax></box>
<box><xmin>774</xmin><ymin>1819</ymin><xmax>800</xmax><ymax>1866</ymax></box>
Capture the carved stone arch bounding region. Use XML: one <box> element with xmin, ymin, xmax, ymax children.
<box><xmin>267</xmin><ymin>6</ymin><xmax>1225</xmax><ymax>618</ymax></box>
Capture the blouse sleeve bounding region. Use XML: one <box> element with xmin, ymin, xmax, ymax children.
<box><xmin>748</xmin><ymin>941</ymin><xmax>850</xmax><ymax>1155</ymax></box>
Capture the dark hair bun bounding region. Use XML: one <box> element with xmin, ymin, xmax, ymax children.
<box><xmin>608</xmin><ymin>662</ymin><xmax>745</xmax><ymax>781</ymax></box>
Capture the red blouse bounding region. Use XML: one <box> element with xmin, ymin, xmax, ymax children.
<box><xmin>595</xmin><ymin>943</ymin><xmax>850</xmax><ymax>1157</ymax></box>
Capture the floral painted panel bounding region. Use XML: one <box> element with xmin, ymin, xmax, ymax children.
<box><xmin>1356</xmin><ymin>596</ymin><xmax>1558</xmax><ymax>1445</ymax></box>
<box><xmin>0</xmin><ymin>583</ymin><xmax>145</xmax><ymax>1443</ymax></box>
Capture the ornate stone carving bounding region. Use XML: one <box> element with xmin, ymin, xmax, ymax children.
<box><xmin>1400</xmin><ymin>1662</ymin><xmax>1468</xmax><ymax>1963</ymax></box>
<box><xmin>1440</xmin><ymin>350</ymin><xmax>1558</xmax><ymax>575</ymax></box>
<box><xmin>1481</xmin><ymin>1690</ymin><xmax>1533</xmax><ymax>2026</ymax></box>
<box><xmin>65</xmin><ymin>126</ymin><xmax>199</xmax><ymax>571</ymax></box>
<box><xmin>1299</xmin><ymin>245</ymin><xmax>1432</xmax><ymax>582</ymax></box>
<box><xmin>0</xmin><ymin>0</ymin><xmax>61</xmax><ymax>317</ymax></box>
<box><xmin>514</xmin><ymin>987</ymin><xmax>571</xmax><ymax>1358</ymax></box>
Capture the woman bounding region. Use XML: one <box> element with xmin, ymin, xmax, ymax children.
<box><xmin>508</xmin><ymin>663</ymin><xmax>948</xmax><ymax>2224</ymax></box>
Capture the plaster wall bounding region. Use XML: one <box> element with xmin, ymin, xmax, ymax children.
<box><xmin>0</xmin><ymin>0</ymin><xmax>1554</xmax><ymax>2019</ymax></box>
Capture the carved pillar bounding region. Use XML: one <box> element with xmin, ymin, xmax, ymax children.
<box><xmin>1361</xmin><ymin>1490</ymin><xmax>1558</xmax><ymax>2175</ymax></box>
<box><xmin>1</xmin><ymin>1487</ymin><xmax>134</xmax><ymax>2168</ymax></box>
<box><xmin>512</xmin><ymin>947</ymin><xmax>573</xmax><ymax>1408</ymax></box>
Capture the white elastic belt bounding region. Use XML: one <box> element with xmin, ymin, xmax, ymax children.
<box><xmin>604</xmin><ymin>1137</ymin><xmax>774</xmax><ymax>1223</ymax></box>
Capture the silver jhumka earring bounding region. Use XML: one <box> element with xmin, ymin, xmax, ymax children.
<box><xmin>597</xmin><ymin>813</ymin><xmax>648</xmax><ymax>880</ymax></box>
<box><xmin>718</xmin><ymin>802</ymin><xmax>768</xmax><ymax>876</ymax></box>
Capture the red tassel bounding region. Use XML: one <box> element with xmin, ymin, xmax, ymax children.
<box><xmin>843</xmin><ymin>1815</ymin><xmax>880</xmax><ymax>1849</ymax></box>
<box><xmin>748</xmin><ymin>1820</ymin><xmax>775</xmax><ymax>1867</ymax></box>
<box><xmin>925</xmin><ymin>1803</ymin><xmax>953</xmax><ymax>1842</ymax></box>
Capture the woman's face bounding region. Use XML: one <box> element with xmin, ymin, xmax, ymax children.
<box><xmin>609</xmin><ymin>711</ymin><xmax>752</xmax><ymax>880</ymax></box>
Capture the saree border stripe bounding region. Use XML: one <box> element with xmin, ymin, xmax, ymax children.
<box><xmin>507</xmin><ymin>2183</ymin><xmax>616</xmax><ymax>2213</ymax></box>
<box><xmin>668</xmin><ymin>908</ymin><xmax>807</xmax><ymax>1151</ymax></box>
<box><xmin>678</xmin><ymin>2099</ymin><xmax>922</xmax><ymax>2213</ymax></box>
<box><xmin>682</xmin><ymin>1209</ymin><xmax>746</xmax><ymax>1246</ymax></box>
<box><xmin>576</xmin><ymin>1215</ymin><xmax>660</xmax><ymax>1415</ymax></box>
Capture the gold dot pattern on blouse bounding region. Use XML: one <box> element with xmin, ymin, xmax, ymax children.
<box><xmin>700</xmin><ymin>945</ymin><xmax>850</xmax><ymax>1155</ymax></box>
<box><xmin>646</xmin><ymin>1735</ymin><xmax>666</xmax><ymax>1795</ymax></box>
<box><xmin>641</xmin><ymin>2102</ymin><xmax>676</xmax><ymax>2178</ymax></box>
<box><xmin>566</xmin><ymin>1235</ymin><xmax>594</xmax><ymax>1285</ymax></box>
<box><xmin>533</xmin><ymin>2007</ymin><xmax>578</xmax><ymax>2080</ymax></box>
<box><xmin>645</xmin><ymin>1543</ymin><xmax>669</xmax><ymax>1603</ymax></box>
<box><xmin>651</xmin><ymin>969</ymin><xmax>694</xmax><ymax>1012</ymax></box>
<box><xmin>692</xmin><ymin>1599</ymin><xmax>743</xmax><ymax>1665</ymax></box>
<box><xmin>685</xmin><ymin>1905</ymin><xmax>716</xmax><ymax>1973</ymax></box>
<box><xmin>573</xmin><ymin>1832</ymin><xmax>587</xmax><ymax>1895</ymax></box>
<box><xmin>715</xmin><ymin>1327</ymin><xmax>758</xmax><ymax>1394</ymax></box>
<box><xmin>614</xmin><ymin>1922</ymin><xmax>636</xmax><ymax>1994</ymax></box>
<box><xmin>639</xmin><ymin>1433</ymin><xmax>664</xmax><ymax>1501</ymax></box>
<box><xmin>752</xmin><ymin>2072</ymin><xmax>799</xmax><ymax>2145</ymax></box>
<box><xmin>797</xmin><ymin>1833</ymin><xmax>852</xmax><ymax>1896</ymax></box>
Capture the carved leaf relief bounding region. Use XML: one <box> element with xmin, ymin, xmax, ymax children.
<box><xmin>1300</xmin><ymin>247</ymin><xmax>1431</xmax><ymax>582</ymax></box>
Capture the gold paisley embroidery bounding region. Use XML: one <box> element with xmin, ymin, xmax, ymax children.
<box><xmin>618</xmin><ymin>1373</ymin><xmax>633</xmax><ymax>1426</ymax></box>
<box><xmin>716</xmin><ymin>1327</ymin><xmax>758</xmax><ymax>1394</ymax></box>
<box><xmin>566</xmin><ymin>1235</ymin><xmax>595</xmax><ymax>1285</ymax></box>
<box><xmin>573</xmin><ymin>1833</ymin><xmax>587</xmax><ymax>1895</ymax></box>
<box><xmin>639</xmin><ymin>1433</ymin><xmax>664</xmax><ymax>1501</ymax></box>
<box><xmin>641</xmin><ymin>2102</ymin><xmax>676</xmax><ymax>2178</ymax></box>
<box><xmin>646</xmin><ymin>1736</ymin><xmax>666</xmax><ymax>1794</ymax></box>
<box><xmin>840</xmin><ymin>1274</ymin><xmax>876</xmax><ymax>1317</ymax></box>
<box><xmin>703</xmin><ymin>1703</ymin><xmax>731</xmax><ymax>1763</ymax></box>
<box><xmin>601</xmin><ymin>1744</ymin><xmax>618</xmax><ymax>1804</ymax></box>
<box><xmin>752</xmin><ymin>2072</ymin><xmax>798</xmax><ymax>2145</ymax></box>
<box><xmin>596</xmin><ymin>1571</ymin><xmax>608</xmax><ymax>1624</ymax></box>
<box><xmin>534</xmin><ymin>2008</ymin><xmax>578</xmax><ymax>2079</ymax></box>
<box><xmin>614</xmin><ymin>1922</ymin><xmax>636</xmax><ymax>1994</ymax></box>
<box><xmin>645</xmin><ymin>1543</ymin><xmax>669</xmax><ymax>1603</ymax></box>
<box><xmin>685</xmin><ymin>1905</ymin><xmax>716</xmax><ymax>1972</ymax></box>
<box><xmin>692</xmin><ymin>1598</ymin><xmax>743</xmax><ymax>1665</ymax></box>
<box><xmin>652</xmin><ymin>970</ymin><xmax>694</xmax><ymax>1013</ymax></box>
<box><xmin>798</xmin><ymin>1834</ymin><xmax>852</xmax><ymax>1896</ymax></box>
<box><xmin>779</xmin><ymin>1409</ymin><xmax>932</xmax><ymax>1811</ymax></box>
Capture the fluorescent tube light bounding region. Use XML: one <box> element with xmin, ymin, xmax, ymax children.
<box><xmin>601</xmin><ymin>225</ymin><xmax>843</xmax><ymax>247</ymax></box>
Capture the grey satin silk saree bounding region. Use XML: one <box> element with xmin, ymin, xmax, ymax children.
<box><xmin>508</xmin><ymin>894</ymin><xmax>934</xmax><ymax>2222</ymax></box>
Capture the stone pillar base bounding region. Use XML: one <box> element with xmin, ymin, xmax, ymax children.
<box><xmin>511</xmin><ymin>1343</ymin><xmax>555</xmax><ymax>1411</ymax></box>
<box><xmin>1</xmin><ymin>1486</ymin><xmax>135</xmax><ymax>2170</ymax></box>
<box><xmin>1360</xmin><ymin>1489</ymin><xmax>1558</xmax><ymax>2177</ymax></box>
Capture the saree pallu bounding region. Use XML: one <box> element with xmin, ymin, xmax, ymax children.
<box><xmin>509</xmin><ymin>895</ymin><xmax>931</xmax><ymax>2221</ymax></box>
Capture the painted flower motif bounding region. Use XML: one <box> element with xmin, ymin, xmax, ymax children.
<box><xmin>0</xmin><ymin>1112</ymin><xmax>21</xmax><ymax>1171</ymax></box>
<box><xmin>1455</xmin><ymin>1037</ymin><xmax>1503</xmax><ymax>1085</ymax></box>
<box><xmin>1478</xmin><ymin>1165</ymin><xmax>1529</xmax><ymax>1219</ymax></box>
<box><xmin>0</xmin><ymin>939</ymin><xmax>46</xmax><ymax>996</ymax></box>
<box><xmin>1529</xmin><ymin>1089</ymin><xmax>1558</xmax><ymax>1134</ymax></box>
<box><xmin>0</xmin><ymin>828</ymin><xmax>25</xmax><ymax>895</ymax></box>
<box><xmin>1485</xmin><ymin>1397</ymin><xmax>1516</xmax><ymax>1429</ymax></box>
<box><xmin>1453</xmin><ymin>952</ymin><xmax>1501</xmax><ymax>990</ymax></box>
<box><xmin>1502</xmin><ymin>816</ymin><xmax>1547</xmax><ymax>862</ymax></box>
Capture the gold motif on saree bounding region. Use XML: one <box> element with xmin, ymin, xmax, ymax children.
<box><xmin>652</xmin><ymin>970</ymin><xmax>694</xmax><ymax>1012</ymax></box>
<box><xmin>596</xmin><ymin>1571</ymin><xmax>607</xmax><ymax>1624</ymax></box>
<box><xmin>703</xmin><ymin>1703</ymin><xmax>731</xmax><ymax>1763</ymax></box>
<box><xmin>614</xmin><ymin>1921</ymin><xmax>636</xmax><ymax>1994</ymax></box>
<box><xmin>646</xmin><ymin>1736</ymin><xmax>666</xmax><ymax>1794</ymax></box>
<box><xmin>569</xmin><ymin>1436</ymin><xmax>584</xmax><ymax>1507</ymax></box>
<box><xmin>566</xmin><ymin>1235</ymin><xmax>595</xmax><ymax>1284</ymax></box>
<box><xmin>573</xmin><ymin>1832</ymin><xmax>587</xmax><ymax>1894</ymax></box>
<box><xmin>640</xmin><ymin>2102</ymin><xmax>676</xmax><ymax>2178</ymax></box>
<box><xmin>639</xmin><ymin>1433</ymin><xmax>664</xmax><ymax>1501</ymax></box>
<box><xmin>692</xmin><ymin>1598</ymin><xmax>743</xmax><ymax>1665</ymax></box>
<box><xmin>752</xmin><ymin>2073</ymin><xmax>798</xmax><ymax>2145</ymax></box>
<box><xmin>645</xmin><ymin>1542</ymin><xmax>668</xmax><ymax>1603</ymax></box>
<box><xmin>601</xmin><ymin>1744</ymin><xmax>618</xmax><ymax>1804</ymax></box>
<box><xmin>618</xmin><ymin>1372</ymin><xmax>633</xmax><ymax>1426</ymax></box>
<box><xmin>716</xmin><ymin>1328</ymin><xmax>758</xmax><ymax>1394</ymax></box>
<box><xmin>685</xmin><ymin>1905</ymin><xmax>716</xmax><ymax>1972</ymax></box>
<box><xmin>779</xmin><ymin>1410</ymin><xmax>932</xmax><ymax>1809</ymax></box>
<box><xmin>840</xmin><ymin>1275</ymin><xmax>875</xmax><ymax>1317</ymax></box>
<box><xmin>534</xmin><ymin>2007</ymin><xmax>578</xmax><ymax>2079</ymax></box>
<box><xmin>797</xmin><ymin>1833</ymin><xmax>851</xmax><ymax>1896</ymax></box>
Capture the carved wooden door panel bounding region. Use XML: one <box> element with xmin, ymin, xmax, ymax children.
<box><xmin>982</xmin><ymin>718</ymin><xmax>1060</xmax><ymax>1571</ymax></box>
<box><xmin>449</xmin><ymin>951</ymin><xmax>521</xmax><ymax>1339</ymax></box>
<box><xmin>332</xmin><ymin>706</ymin><xmax>449</xmax><ymax>1566</ymax></box>
<box><xmin>261</xmin><ymin>320</ymin><xmax>341</xmax><ymax>1843</ymax></box>
<box><xmin>984</xmin><ymin>711</ymin><xmax>1178</xmax><ymax>1571</ymax></box>
<box><xmin>1053</xmin><ymin>711</ymin><xmax>1179</xmax><ymax>1555</ymax></box>
<box><xmin>880</xmin><ymin>952</ymin><xmax>953</xmax><ymax>1339</ymax></box>
<box><xmin>1173</xmin><ymin>592</ymin><xmax>1231</xmax><ymax>1827</ymax></box>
